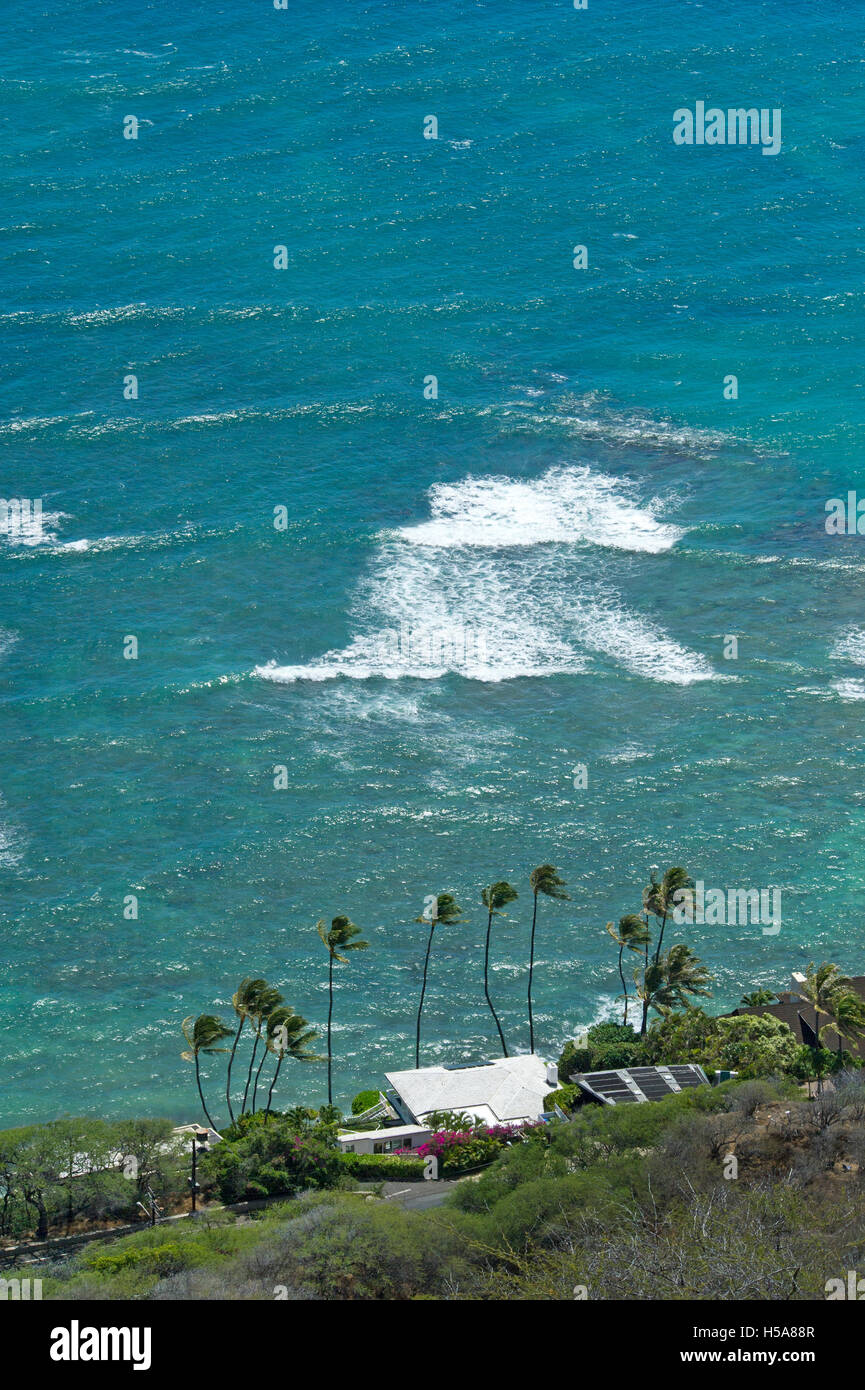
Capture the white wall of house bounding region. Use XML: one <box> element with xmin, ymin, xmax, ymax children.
<box><xmin>337</xmin><ymin>1125</ymin><xmax>431</xmax><ymax>1156</ymax></box>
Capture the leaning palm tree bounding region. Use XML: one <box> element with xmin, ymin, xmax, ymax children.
<box><xmin>641</xmin><ymin>866</ymin><xmax>694</xmax><ymax>1032</ymax></box>
<box><xmin>240</xmin><ymin>984</ymin><xmax>284</xmax><ymax>1116</ymax></box>
<box><xmin>634</xmin><ymin>944</ymin><xmax>712</xmax><ymax>1034</ymax></box>
<box><xmin>527</xmin><ymin>866</ymin><xmax>569</xmax><ymax>1053</ymax></box>
<box><xmin>181</xmin><ymin>1014</ymin><xmax>233</xmax><ymax>1130</ymax></box>
<box><xmin>226</xmin><ymin>977</ymin><xmax>268</xmax><ymax>1126</ymax></box>
<box><xmin>318</xmin><ymin>915</ymin><xmax>369</xmax><ymax>1104</ymax></box>
<box><xmin>263</xmin><ymin>1007</ymin><xmax>321</xmax><ymax>1122</ymax></box>
<box><xmin>481</xmin><ymin>882</ymin><xmax>518</xmax><ymax>1057</ymax></box>
<box><xmin>414</xmin><ymin>893</ymin><xmax>463</xmax><ymax>1068</ymax></box>
<box><xmin>794</xmin><ymin>963</ymin><xmax>855</xmax><ymax>1092</ymax></box>
<box><xmin>605</xmin><ymin>913</ymin><xmax>650</xmax><ymax>1026</ymax></box>
<box><xmin>828</xmin><ymin>987</ymin><xmax>865</xmax><ymax>1063</ymax></box>
<box><xmin>796</xmin><ymin>962</ymin><xmax>851</xmax><ymax>1087</ymax></box>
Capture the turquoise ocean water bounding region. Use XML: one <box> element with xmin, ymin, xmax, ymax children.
<box><xmin>1</xmin><ymin>0</ymin><xmax>864</xmax><ymax>1127</ymax></box>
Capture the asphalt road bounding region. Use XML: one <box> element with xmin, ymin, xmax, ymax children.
<box><xmin>380</xmin><ymin>1179</ymin><xmax>456</xmax><ymax>1210</ymax></box>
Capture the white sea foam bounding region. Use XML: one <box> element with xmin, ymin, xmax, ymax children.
<box><xmin>832</xmin><ymin>679</ymin><xmax>865</xmax><ymax>701</ymax></box>
<box><xmin>0</xmin><ymin>507</ymin><xmax>67</xmax><ymax>548</ymax></box>
<box><xmin>396</xmin><ymin>466</ymin><xmax>682</xmax><ymax>553</ymax></box>
<box><xmin>257</xmin><ymin>465</ymin><xmax>719</xmax><ymax>686</ymax></box>
<box><xmin>831</xmin><ymin>629</ymin><xmax>865</xmax><ymax>665</ymax></box>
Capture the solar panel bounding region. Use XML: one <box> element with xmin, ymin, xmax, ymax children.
<box><xmin>572</xmin><ymin>1063</ymin><xmax>709</xmax><ymax>1106</ymax></box>
<box><xmin>668</xmin><ymin>1066</ymin><xmax>706</xmax><ymax>1089</ymax></box>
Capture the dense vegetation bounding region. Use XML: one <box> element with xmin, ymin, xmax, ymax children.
<box><xmin>0</xmin><ymin>1118</ymin><xmax>185</xmax><ymax>1241</ymax></box>
<box><xmin>33</xmin><ymin>1071</ymin><xmax>865</xmax><ymax>1301</ymax></box>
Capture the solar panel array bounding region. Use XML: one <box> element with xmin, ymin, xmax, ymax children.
<box><xmin>574</xmin><ymin>1064</ymin><xmax>708</xmax><ymax>1106</ymax></box>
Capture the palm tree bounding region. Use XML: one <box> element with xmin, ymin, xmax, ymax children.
<box><xmin>240</xmin><ymin>984</ymin><xmax>284</xmax><ymax>1115</ymax></box>
<box><xmin>318</xmin><ymin>915</ymin><xmax>369</xmax><ymax>1104</ymax></box>
<box><xmin>263</xmin><ymin>1007</ymin><xmax>321</xmax><ymax>1122</ymax></box>
<box><xmin>605</xmin><ymin>914</ymin><xmax>650</xmax><ymax>1026</ymax></box>
<box><xmin>181</xmin><ymin>1014</ymin><xmax>233</xmax><ymax>1130</ymax></box>
<box><xmin>794</xmin><ymin>963</ymin><xmax>855</xmax><ymax>1091</ymax></box>
<box><xmin>283</xmin><ymin>1105</ymin><xmax>316</xmax><ymax>1132</ymax></box>
<box><xmin>414</xmin><ymin>893</ymin><xmax>463</xmax><ymax>1067</ymax></box>
<box><xmin>635</xmin><ymin>944</ymin><xmax>711</xmax><ymax>1034</ymax></box>
<box><xmin>741</xmin><ymin>989</ymin><xmax>778</xmax><ymax>1007</ymax></box>
<box><xmin>641</xmin><ymin>866</ymin><xmax>694</xmax><ymax>1033</ymax></box>
<box><xmin>828</xmin><ymin>988</ymin><xmax>865</xmax><ymax>1063</ymax></box>
<box><xmin>795</xmin><ymin>961</ymin><xmax>862</xmax><ymax>1089</ymax></box>
<box><xmin>225</xmin><ymin>977</ymin><xmax>267</xmax><ymax>1126</ymax></box>
<box><xmin>481</xmin><ymin>882</ymin><xmax>518</xmax><ymax>1057</ymax></box>
<box><xmin>527</xmin><ymin>866</ymin><xmax>569</xmax><ymax>1054</ymax></box>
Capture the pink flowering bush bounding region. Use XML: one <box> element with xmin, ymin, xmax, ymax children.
<box><xmin>395</xmin><ymin>1120</ymin><xmax>547</xmax><ymax>1174</ymax></box>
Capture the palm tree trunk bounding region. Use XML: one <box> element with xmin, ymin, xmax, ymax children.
<box><xmin>265</xmin><ymin>1054</ymin><xmax>284</xmax><ymax>1123</ymax></box>
<box><xmin>241</xmin><ymin>1032</ymin><xmax>260</xmax><ymax>1115</ymax></box>
<box><xmin>640</xmin><ymin>940</ymin><xmax>650</xmax><ymax>1035</ymax></box>
<box><xmin>416</xmin><ymin>921</ymin><xmax>435</xmax><ymax>1068</ymax></box>
<box><xmin>484</xmin><ymin>906</ymin><xmax>509</xmax><ymax>1057</ymax></box>
<box><xmin>653</xmin><ymin>909</ymin><xmax>668</xmax><ymax>966</ymax></box>
<box><xmin>195</xmin><ymin>1053</ymin><xmax>217</xmax><ymax>1130</ymax></box>
<box><xmin>618</xmin><ymin>944</ymin><xmax>628</xmax><ymax>1025</ymax></box>
<box><xmin>225</xmin><ymin>1016</ymin><xmax>244</xmax><ymax>1126</ymax></box>
<box><xmin>327</xmin><ymin>954</ymin><xmax>334</xmax><ymax>1104</ymax></box>
<box><xmin>251</xmin><ymin>1044</ymin><xmax>269</xmax><ymax>1113</ymax></box>
<box><xmin>528</xmin><ymin>891</ymin><xmax>538</xmax><ymax>1053</ymax></box>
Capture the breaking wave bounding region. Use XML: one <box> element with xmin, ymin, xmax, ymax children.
<box><xmin>256</xmin><ymin>465</ymin><xmax>719</xmax><ymax>686</ymax></box>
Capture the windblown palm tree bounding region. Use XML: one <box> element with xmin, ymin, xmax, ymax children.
<box><xmin>263</xmin><ymin>1007</ymin><xmax>320</xmax><ymax>1122</ymax></box>
<box><xmin>641</xmin><ymin>866</ymin><xmax>694</xmax><ymax>1032</ymax></box>
<box><xmin>829</xmin><ymin>987</ymin><xmax>865</xmax><ymax>1062</ymax></box>
<box><xmin>240</xmin><ymin>984</ymin><xmax>284</xmax><ymax>1116</ymax></box>
<box><xmin>527</xmin><ymin>867</ymin><xmax>569</xmax><ymax>1054</ymax></box>
<box><xmin>181</xmin><ymin>1014</ymin><xmax>233</xmax><ymax>1130</ymax></box>
<box><xmin>794</xmin><ymin>962</ymin><xmax>855</xmax><ymax>1091</ymax></box>
<box><xmin>634</xmin><ymin>943</ymin><xmax>711</xmax><ymax>1034</ymax></box>
<box><xmin>414</xmin><ymin>893</ymin><xmax>463</xmax><ymax>1068</ymax></box>
<box><xmin>481</xmin><ymin>882</ymin><xmax>518</xmax><ymax>1057</ymax></box>
<box><xmin>605</xmin><ymin>913</ymin><xmax>650</xmax><ymax>1026</ymax></box>
<box><xmin>741</xmin><ymin>989</ymin><xmax>777</xmax><ymax>1007</ymax></box>
<box><xmin>318</xmin><ymin>915</ymin><xmax>369</xmax><ymax>1104</ymax></box>
<box><xmin>226</xmin><ymin>977</ymin><xmax>268</xmax><ymax>1126</ymax></box>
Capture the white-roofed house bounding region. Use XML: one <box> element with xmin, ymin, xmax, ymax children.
<box><xmin>384</xmin><ymin>1055</ymin><xmax>556</xmax><ymax>1129</ymax></box>
<box><xmin>335</xmin><ymin>1123</ymin><xmax>432</xmax><ymax>1156</ymax></box>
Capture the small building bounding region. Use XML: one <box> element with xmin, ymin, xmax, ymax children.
<box><xmin>572</xmin><ymin>1064</ymin><xmax>710</xmax><ymax>1107</ymax></box>
<box><xmin>384</xmin><ymin>1055</ymin><xmax>555</xmax><ymax>1129</ymax></box>
<box><xmin>336</xmin><ymin>1124</ymin><xmax>432</xmax><ymax>1155</ymax></box>
<box><xmin>172</xmin><ymin>1124</ymin><xmax>223</xmax><ymax>1149</ymax></box>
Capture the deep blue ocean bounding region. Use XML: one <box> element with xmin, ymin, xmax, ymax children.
<box><xmin>1</xmin><ymin>0</ymin><xmax>864</xmax><ymax>1128</ymax></box>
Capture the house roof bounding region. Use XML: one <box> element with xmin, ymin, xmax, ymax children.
<box><xmin>336</xmin><ymin>1123</ymin><xmax>430</xmax><ymax>1144</ymax></box>
<box><xmin>730</xmin><ymin>976</ymin><xmax>865</xmax><ymax>1058</ymax></box>
<box><xmin>384</xmin><ymin>1055</ymin><xmax>550</xmax><ymax>1126</ymax></box>
<box><xmin>573</xmin><ymin>1064</ymin><xmax>710</xmax><ymax>1106</ymax></box>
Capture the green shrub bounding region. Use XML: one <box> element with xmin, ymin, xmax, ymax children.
<box><xmin>586</xmin><ymin>1022</ymin><xmax>639</xmax><ymax>1048</ymax></box>
<box><xmin>201</xmin><ymin>1119</ymin><xmax>340</xmax><ymax>1203</ymax></box>
<box><xmin>543</xmin><ymin>1085</ymin><xmax>579</xmax><ymax>1113</ymax></box>
<box><xmin>84</xmin><ymin>1241</ymin><xmax>186</xmax><ymax>1278</ymax></box>
<box><xmin>351</xmin><ymin>1091</ymin><xmax>381</xmax><ymax>1116</ymax></box>
<box><xmin>558</xmin><ymin>1040</ymin><xmax>591</xmax><ymax>1082</ymax></box>
<box><xmin>338</xmin><ymin>1153</ymin><xmax>425</xmax><ymax>1182</ymax></box>
<box><xmin>713</xmin><ymin>1014</ymin><xmax>799</xmax><ymax>1077</ymax></box>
